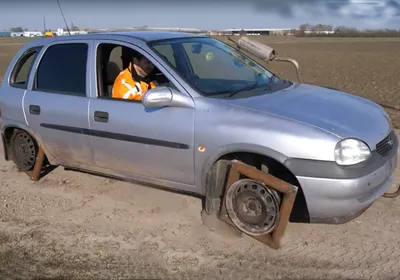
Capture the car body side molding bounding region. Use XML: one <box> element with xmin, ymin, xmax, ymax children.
<box><xmin>40</xmin><ymin>123</ymin><xmax>190</xmax><ymax>150</ymax></box>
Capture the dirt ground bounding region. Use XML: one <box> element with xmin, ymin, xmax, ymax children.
<box><xmin>1</xmin><ymin>36</ymin><xmax>400</xmax><ymax>279</ymax></box>
<box><xmin>1</xmin><ymin>135</ymin><xmax>400</xmax><ymax>280</ymax></box>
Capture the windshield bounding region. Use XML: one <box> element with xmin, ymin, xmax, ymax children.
<box><xmin>148</xmin><ymin>37</ymin><xmax>291</xmax><ymax>98</ymax></box>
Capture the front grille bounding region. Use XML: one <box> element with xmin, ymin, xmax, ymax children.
<box><xmin>376</xmin><ymin>131</ymin><xmax>396</xmax><ymax>157</ymax></box>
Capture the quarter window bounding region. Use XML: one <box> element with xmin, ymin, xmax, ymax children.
<box><xmin>10</xmin><ymin>47</ymin><xmax>42</xmax><ymax>89</ymax></box>
<box><xmin>34</xmin><ymin>43</ymin><xmax>88</xmax><ymax>97</ymax></box>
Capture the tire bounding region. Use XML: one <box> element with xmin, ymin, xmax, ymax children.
<box><xmin>9</xmin><ymin>130</ymin><xmax>38</xmax><ymax>171</ymax></box>
<box><xmin>224</xmin><ymin>178</ymin><xmax>281</xmax><ymax>236</ymax></box>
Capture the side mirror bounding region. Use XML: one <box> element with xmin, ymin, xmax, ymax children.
<box><xmin>142</xmin><ymin>86</ymin><xmax>173</xmax><ymax>108</ymax></box>
<box><xmin>142</xmin><ymin>86</ymin><xmax>195</xmax><ymax>109</ymax></box>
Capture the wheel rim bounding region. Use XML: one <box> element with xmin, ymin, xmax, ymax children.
<box><xmin>225</xmin><ymin>179</ymin><xmax>281</xmax><ymax>236</ymax></box>
<box><xmin>12</xmin><ymin>131</ymin><xmax>37</xmax><ymax>171</ymax></box>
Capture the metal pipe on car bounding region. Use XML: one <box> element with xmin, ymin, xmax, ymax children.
<box><xmin>228</xmin><ymin>35</ymin><xmax>302</xmax><ymax>83</ymax></box>
<box><xmin>383</xmin><ymin>184</ymin><xmax>400</xmax><ymax>198</ymax></box>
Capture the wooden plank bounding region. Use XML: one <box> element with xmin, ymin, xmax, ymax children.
<box><xmin>218</xmin><ymin>160</ymin><xmax>298</xmax><ymax>249</ymax></box>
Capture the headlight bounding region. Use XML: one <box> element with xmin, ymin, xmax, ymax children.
<box><xmin>334</xmin><ymin>138</ymin><xmax>371</xmax><ymax>165</ymax></box>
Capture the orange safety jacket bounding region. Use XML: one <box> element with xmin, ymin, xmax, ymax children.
<box><xmin>112</xmin><ymin>63</ymin><xmax>157</xmax><ymax>101</ymax></box>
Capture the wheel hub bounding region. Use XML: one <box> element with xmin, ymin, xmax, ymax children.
<box><xmin>236</xmin><ymin>193</ymin><xmax>265</xmax><ymax>224</ymax></box>
<box><xmin>225</xmin><ymin>178</ymin><xmax>281</xmax><ymax>236</ymax></box>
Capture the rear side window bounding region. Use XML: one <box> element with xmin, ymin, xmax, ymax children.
<box><xmin>10</xmin><ymin>47</ymin><xmax>42</xmax><ymax>89</ymax></box>
<box><xmin>34</xmin><ymin>43</ymin><xmax>88</xmax><ymax>97</ymax></box>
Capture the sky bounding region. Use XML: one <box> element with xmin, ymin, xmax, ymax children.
<box><xmin>0</xmin><ymin>0</ymin><xmax>399</xmax><ymax>31</ymax></box>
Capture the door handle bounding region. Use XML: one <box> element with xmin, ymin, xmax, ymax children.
<box><xmin>94</xmin><ymin>111</ymin><xmax>109</xmax><ymax>123</ymax></box>
<box><xmin>29</xmin><ymin>105</ymin><xmax>41</xmax><ymax>115</ymax></box>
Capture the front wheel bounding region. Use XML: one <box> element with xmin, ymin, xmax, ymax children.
<box><xmin>225</xmin><ymin>178</ymin><xmax>281</xmax><ymax>236</ymax></box>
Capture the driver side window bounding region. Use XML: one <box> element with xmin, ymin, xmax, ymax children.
<box><xmin>96</xmin><ymin>42</ymin><xmax>176</xmax><ymax>102</ymax></box>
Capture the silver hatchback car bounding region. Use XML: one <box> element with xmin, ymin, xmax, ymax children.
<box><xmin>0</xmin><ymin>31</ymin><xmax>399</xmax><ymax>247</ymax></box>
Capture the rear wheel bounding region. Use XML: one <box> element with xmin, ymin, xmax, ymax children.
<box><xmin>9</xmin><ymin>130</ymin><xmax>38</xmax><ymax>171</ymax></box>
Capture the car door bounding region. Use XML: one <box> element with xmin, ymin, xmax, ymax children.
<box><xmin>88</xmin><ymin>40</ymin><xmax>196</xmax><ymax>189</ymax></box>
<box><xmin>23</xmin><ymin>40</ymin><xmax>94</xmax><ymax>167</ymax></box>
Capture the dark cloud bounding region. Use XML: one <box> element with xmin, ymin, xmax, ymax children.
<box><xmin>387</xmin><ymin>0</ymin><xmax>400</xmax><ymax>16</ymax></box>
<box><xmin>252</xmin><ymin>0</ymin><xmax>348</xmax><ymax>17</ymax></box>
<box><xmin>252</xmin><ymin>0</ymin><xmax>400</xmax><ymax>19</ymax></box>
<box><xmin>4</xmin><ymin>0</ymin><xmax>400</xmax><ymax>20</ymax></box>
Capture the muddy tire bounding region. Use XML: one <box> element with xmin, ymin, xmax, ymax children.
<box><xmin>9</xmin><ymin>129</ymin><xmax>38</xmax><ymax>171</ymax></box>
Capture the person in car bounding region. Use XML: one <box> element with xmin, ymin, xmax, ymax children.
<box><xmin>112</xmin><ymin>52</ymin><xmax>158</xmax><ymax>101</ymax></box>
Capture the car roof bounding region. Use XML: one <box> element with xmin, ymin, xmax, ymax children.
<box><xmin>26</xmin><ymin>31</ymin><xmax>207</xmax><ymax>48</ymax></box>
<box><xmin>111</xmin><ymin>31</ymin><xmax>206</xmax><ymax>41</ymax></box>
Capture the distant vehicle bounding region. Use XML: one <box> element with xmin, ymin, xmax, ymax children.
<box><xmin>0</xmin><ymin>31</ymin><xmax>398</xmax><ymax>245</ymax></box>
<box><xmin>23</xmin><ymin>31</ymin><xmax>43</xmax><ymax>37</ymax></box>
<box><xmin>44</xmin><ymin>31</ymin><xmax>56</xmax><ymax>37</ymax></box>
<box><xmin>10</xmin><ymin>32</ymin><xmax>24</xmax><ymax>37</ymax></box>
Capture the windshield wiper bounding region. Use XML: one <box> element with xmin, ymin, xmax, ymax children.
<box><xmin>263</xmin><ymin>73</ymin><xmax>278</xmax><ymax>91</ymax></box>
<box><xmin>228</xmin><ymin>80</ymin><xmax>259</xmax><ymax>98</ymax></box>
<box><xmin>268</xmin><ymin>73</ymin><xmax>277</xmax><ymax>84</ymax></box>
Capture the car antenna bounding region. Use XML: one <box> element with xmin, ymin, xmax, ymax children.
<box><xmin>56</xmin><ymin>0</ymin><xmax>71</xmax><ymax>35</ymax></box>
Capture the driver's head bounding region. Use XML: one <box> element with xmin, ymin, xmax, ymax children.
<box><xmin>132</xmin><ymin>53</ymin><xmax>155</xmax><ymax>78</ymax></box>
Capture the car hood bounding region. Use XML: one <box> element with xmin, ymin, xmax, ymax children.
<box><xmin>220</xmin><ymin>83</ymin><xmax>391</xmax><ymax>148</ymax></box>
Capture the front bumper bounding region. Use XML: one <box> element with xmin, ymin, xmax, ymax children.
<box><xmin>285</xmin><ymin>131</ymin><xmax>399</xmax><ymax>224</ymax></box>
<box><xmin>297</xmin><ymin>151</ymin><xmax>397</xmax><ymax>224</ymax></box>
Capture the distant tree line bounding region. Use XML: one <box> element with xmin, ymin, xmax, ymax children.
<box><xmin>9</xmin><ymin>27</ymin><xmax>27</xmax><ymax>32</ymax></box>
<box><xmin>293</xmin><ymin>23</ymin><xmax>400</xmax><ymax>37</ymax></box>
